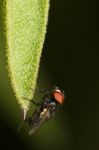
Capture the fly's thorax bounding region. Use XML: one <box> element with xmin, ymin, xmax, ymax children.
<box><xmin>42</xmin><ymin>100</ymin><xmax>57</xmax><ymax>115</ymax></box>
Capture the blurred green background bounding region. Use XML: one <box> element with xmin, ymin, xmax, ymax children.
<box><xmin>0</xmin><ymin>0</ymin><xmax>99</xmax><ymax>150</ymax></box>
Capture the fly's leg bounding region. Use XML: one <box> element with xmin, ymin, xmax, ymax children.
<box><xmin>30</xmin><ymin>86</ymin><xmax>49</xmax><ymax>94</ymax></box>
<box><xmin>17</xmin><ymin>119</ymin><xmax>28</xmax><ymax>132</ymax></box>
<box><xmin>31</xmin><ymin>100</ymin><xmax>41</xmax><ymax>106</ymax></box>
<box><xmin>22</xmin><ymin>87</ymin><xmax>49</xmax><ymax>105</ymax></box>
<box><xmin>22</xmin><ymin>97</ymin><xmax>41</xmax><ymax>106</ymax></box>
<box><xmin>35</xmin><ymin>86</ymin><xmax>49</xmax><ymax>93</ymax></box>
<box><xmin>17</xmin><ymin>117</ymin><xmax>34</xmax><ymax>132</ymax></box>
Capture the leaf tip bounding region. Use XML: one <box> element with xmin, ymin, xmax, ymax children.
<box><xmin>21</xmin><ymin>108</ymin><xmax>28</xmax><ymax>120</ymax></box>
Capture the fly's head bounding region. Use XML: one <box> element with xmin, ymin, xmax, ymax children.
<box><xmin>52</xmin><ymin>86</ymin><xmax>65</xmax><ymax>105</ymax></box>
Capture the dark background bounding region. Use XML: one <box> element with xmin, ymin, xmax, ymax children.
<box><xmin>0</xmin><ymin>0</ymin><xmax>99</xmax><ymax>150</ymax></box>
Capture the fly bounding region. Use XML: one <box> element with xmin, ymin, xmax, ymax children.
<box><xmin>18</xmin><ymin>86</ymin><xmax>65</xmax><ymax>135</ymax></box>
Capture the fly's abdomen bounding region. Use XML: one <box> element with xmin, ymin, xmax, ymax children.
<box><xmin>28</xmin><ymin>109</ymin><xmax>41</xmax><ymax>126</ymax></box>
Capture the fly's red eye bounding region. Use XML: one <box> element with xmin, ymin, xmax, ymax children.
<box><xmin>53</xmin><ymin>90</ymin><xmax>64</xmax><ymax>105</ymax></box>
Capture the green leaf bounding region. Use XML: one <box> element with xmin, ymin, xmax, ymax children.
<box><xmin>1</xmin><ymin>0</ymin><xmax>49</xmax><ymax>115</ymax></box>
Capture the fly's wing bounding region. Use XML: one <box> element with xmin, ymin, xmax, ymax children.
<box><xmin>28</xmin><ymin>108</ymin><xmax>50</xmax><ymax>135</ymax></box>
